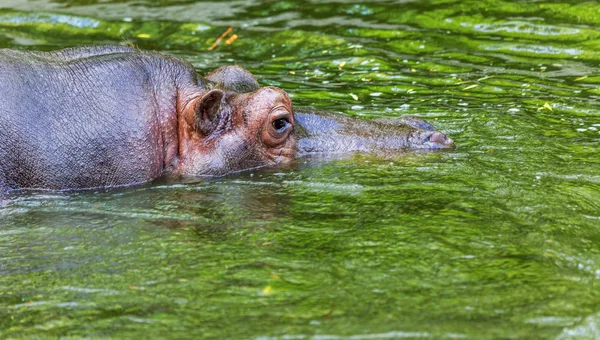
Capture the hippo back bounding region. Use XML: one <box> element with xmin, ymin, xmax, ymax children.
<box><xmin>0</xmin><ymin>47</ymin><xmax>176</xmax><ymax>191</ymax></box>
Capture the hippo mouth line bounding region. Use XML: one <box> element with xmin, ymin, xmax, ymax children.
<box><xmin>268</xmin><ymin>148</ymin><xmax>296</xmax><ymax>164</ymax></box>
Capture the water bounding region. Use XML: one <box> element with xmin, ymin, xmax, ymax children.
<box><xmin>1</xmin><ymin>0</ymin><xmax>600</xmax><ymax>338</ymax></box>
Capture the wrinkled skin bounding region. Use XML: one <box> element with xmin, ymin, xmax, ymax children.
<box><xmin>0</xmin><ymin>45</ymin><xmax>296</xmax><ymax>197</ymax></box>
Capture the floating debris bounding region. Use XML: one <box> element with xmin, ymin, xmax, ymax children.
<box><xmin>225</xmin><ymin>33</ymin><xmax>238</xmax><ymax>45</ymax></box>
<box><xmin>208</xmin><ymin>26</ymin><xmax>234</xmax><ymax>51</ymax></box>
<box><xmin>463</xmin><ymin>84</ymin><xmax>479</xmax><ymax>91</ymax></box>
<box><xmin>537</xmin><ymin>102</ymin><xmax>553</xmax><ymax>111</ymax></box>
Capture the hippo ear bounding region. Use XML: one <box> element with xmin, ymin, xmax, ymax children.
<box><xmin>188</xmin><ymin>89</ymin><xmax>224</xmax><ymax>136</ymax></box>
<box><xmin>205</xmin><ymin>65</ymin><xmax>260</xmax><ymax>93</ymax></box>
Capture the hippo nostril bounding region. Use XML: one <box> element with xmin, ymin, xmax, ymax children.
<box><xmin>429</xmin><ymin>132</ymin><xmax>453</xmax><ymax>146</ymax></box>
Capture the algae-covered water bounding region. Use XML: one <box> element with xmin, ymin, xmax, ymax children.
<box><xmin>2</xmin><ymin>0</ymin><xmax>600</xmax><ymax>338</ymax></box>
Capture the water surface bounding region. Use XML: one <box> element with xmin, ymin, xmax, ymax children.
<box><xmin>1</xmin><ymin>0</ymin><xmax>600</xmax><ymax>338</ymax></box>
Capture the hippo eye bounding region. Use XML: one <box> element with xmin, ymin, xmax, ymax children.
<box><xmin>272</xmin><ymin>117</ymin><xmax>290</xmax><ymax>132</ymax></box>
<box><xmin>263</xmin><ymin>111</ymin><xmax>293</xmax><ymax>147</ymax></box>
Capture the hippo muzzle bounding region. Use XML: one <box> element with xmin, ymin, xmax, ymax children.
<box><xmin>294</xmin><ymin>111</ymin><xmax>454</xmax><ymax>156</ymax></box>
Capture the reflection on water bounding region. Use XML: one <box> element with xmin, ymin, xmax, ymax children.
<box><xmin>1</xmin><ymin>0</ymin><xmax>600</xmax><ymax>338</ymax></box>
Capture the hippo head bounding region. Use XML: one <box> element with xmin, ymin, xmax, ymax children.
<box><xmin>178</xmin><ymin>86</ymin><xmax>297</xmax><ymax>176</ymax></box>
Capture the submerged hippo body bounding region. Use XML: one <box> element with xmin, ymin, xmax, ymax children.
<box><xmin>0</xmin><ymin>45</ymin><xmax>296</xmax><ymax>196</ymax></box>
<box><xmin>0</xmin><ymin>45</ymin><xmax>452</xmax><ymax>198</ymax></box>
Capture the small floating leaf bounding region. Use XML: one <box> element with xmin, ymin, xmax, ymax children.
<box><xmin>338</xmin><ymin>61</ymin><xmax>347</xmax><ymax>70</ymax></box>
<box><xmin>136</xmin><ymin>33</ymin><xmax>151</xmax><ymax>39</ymax></box>
<box><xmin>289</xmin><ymin>71</ymin><xmax>295</xmax><ymax>75</ymax></box>
<box><xmin>262</xmin><ymin>285</ymin><xmax>272</xmax><ymax>296</ymax></box>
<box><xmin>575</xmin><ymin>76</ymin><xmax>588</xmax><ymax>81</ymax></box>
<box><xmin>463</xmin><ymin>84</ymin><xmax>479</xmax><ymax>91</ymax></box>
<box><xmin>349</xmin><ymin>93</ymin><xmax>358</xmax><ymax>101</ymax></box>
<box><xmin>537</xmin><ymin>102</ymin><xmax>553</xmax><ymax>111</ymax></box>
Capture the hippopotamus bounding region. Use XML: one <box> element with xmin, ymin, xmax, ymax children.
<box><xmin>0</xmin><ymin>45</ymin><xmax>452</xmax><ymax>199</ymax></box>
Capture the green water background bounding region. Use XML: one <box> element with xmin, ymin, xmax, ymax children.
<box><xmin>1</xmin><ymin>0</ymin><xmax>600</xmax><ymax>338</ymax></box>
